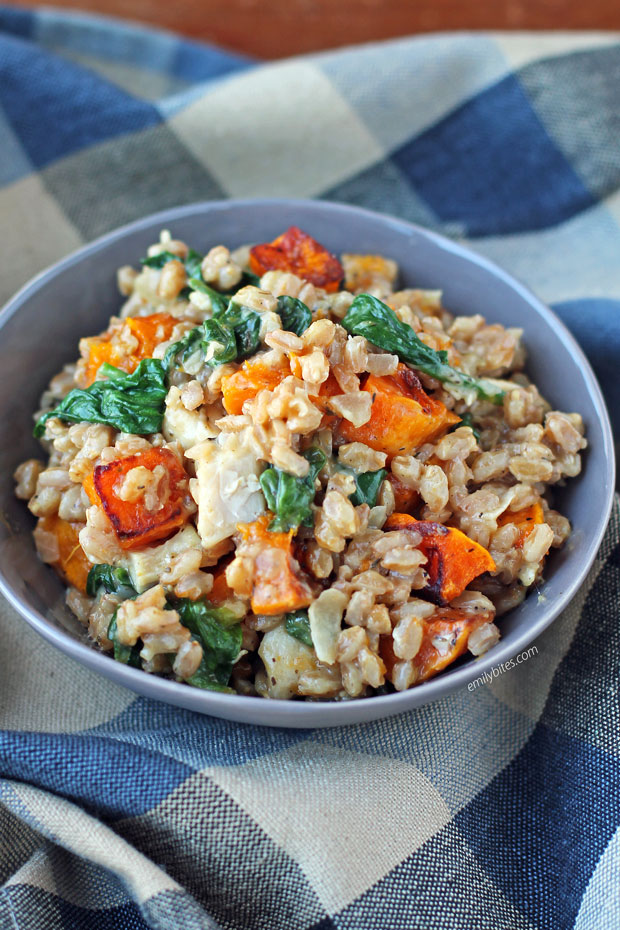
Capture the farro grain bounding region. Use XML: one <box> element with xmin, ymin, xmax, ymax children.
<box><xmin>522</xmin><ymin>523</ymin><xmax>554</xmax><ymax>563</ymax></box>
<box><xmin>201</xmin><ymin>246</ymin><xmax>242</xmax><ymax>291</ymax></box>
<box><xmin>58</xmin><ymin>484</ymin><xmax>88</xmax><ymax>522</ymax></box>
<box><xmin>467</xmin><ymin>622</ymin><xmax>500</xmax><ymax>656</ymax></box>
<box><xmin>392</xmin><ymin>613</ymin><xmax>424</xmax><ymax>660</ymax></box>
<box><xmin>173</xmin><ymin>640</ymin><xmax>204</xmax><ymax>679</ymax></box>
<box><xmin>234</xmin><ymin>285</ymin><xmax>278</xmax><ymax>315</ymax></box>
<box><xmin>338</xmin><ymin>442</ymin><xmax>386</xmax><ymax>473</ymax></box>
<box><xmin>14</xmin><ymin>459</ymin><xmax>44</xmax><ymax>499</ymax></box>
<box><xmin>66</xmin><ymin>587</ymin><xmax>93</xmax><ymax>626</ymax></box>
<box><xmin>28</xmin><ymin>486</ymin><xmax>61</xmax><ymax>517</ymax></box>
<box><xmin>365</xmin><ymin>352</ymin><xmax>399</xmax><ymax>375</ymax></box>
<box><xmin>302</xmin><ymin>319</ymin><xmax>336</xmax><ymax>348</ymax></box>
<box><xmin>327</xmin><ymin>392</ymin><xmax>372</xmax><ymax>427</ymax></box>
<box><xmin>117</xmin><ymin>265</ymin><xmax>138</xmax><ymax>296</ymax></box>
<box><xmin>392</xmin><ymin>660</ymin><xmax>419</xmax><ymax>691</ymax></box>
<box><xmin>157</xmin><ymin>260</ymin><xmax>186</xmax><ymax>300</ymax></box>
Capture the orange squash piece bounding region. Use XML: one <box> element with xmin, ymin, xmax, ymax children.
<box><xmin>380</xmin><ymin>605</ymin><xmax>492</xmax><ymax>684</ymax></box>
<box><xmin>384</xmin><ymin>512</ymin><xmax>496</xmax><ymax>605</ymax></box>
<box><xmin>39</xmin><ymin>514</ymin><xmax>91</xmax><ymax>594</ymax></box>
<box><xmin>221</xmin><ymin>358</ymin><xmax>291</xmax><ymax>415</ymax></box>
<box><xmin>79</xmin><ymin>313</ymin><xmax>178</xmax><ymax>387</ymax></box>
<box><xmin>343</xmin><ymin>254</ymin><xmax>396</xmax><ymax>293</ymax></box>
<box><xmin>497</xmin><ymin>502</ymin><xmax>544</xmax><ymax>548</ymax></box>
<box><xmin>335</xmin><ymin>365</ymin><xmax>460</xmax><ymax>457</ymax></box>
<box><xmin>81</xmin><ymin>469</ymin><xmax>98</xmax><ymax>508</ymax></box>
<box><xmin>249</xmin><ymin>226</ymin><xmax>344</xmax><ymax>293</ymax></box>
<box><xmin>88</xmin><ymin>448</ymin><xmax>191</xmax><ymax>550</ymax></box>
<box><xmin>238</xmin><ymin>516</ymin><xmax>314</xmax><ymax>616</ymax></box>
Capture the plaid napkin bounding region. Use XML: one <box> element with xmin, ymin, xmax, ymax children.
<box><xmin>1</xmin><ymin>9</ymin><xmax>619</xmax><ymax>929</ymax></box>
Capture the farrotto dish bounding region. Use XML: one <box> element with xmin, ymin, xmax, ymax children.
<box><xmin>15</xmin><ymin>226</ymin><xmax>587</xmax><ymax>700</ymax></box>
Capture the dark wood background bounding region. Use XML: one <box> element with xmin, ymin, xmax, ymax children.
<box><xmin>10</xmin><ymin>0</ymin><xmax>620</xmax><ymax>58</ymax></box>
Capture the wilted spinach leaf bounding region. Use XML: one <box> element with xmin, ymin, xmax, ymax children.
<box><xmin>351</xmin><ymin>468</ymin><xmax>386</xmax><ymax>507</ymax></box>
<box><xmin>188</xmin><ymin>276</ymin><xmax>229</xmax><ymax>314</ymax></box>
<box><xmin>34</xmin><ymin>358</ymin><xmax>168</xmax><ymax>438</ymax></box>
<box><xmin>86</xmin><ymin>564</ymin><xmax>137</xmax><ymax>599</ymax></box>
<box><xmin>285</xmin><ymin>610</ymin><xmax>313</xmax><ymax>647</ymax></box>
<box><xmin>172</xmin><ymin>598</ymin><xmax>238</xmax><ymax>633</ymax></box>
<box><xmin>184</xmin><ymin>248</ymin><xmax>203</xmax><ymax>279</ymax></box>
<box><xmin>200</xmin><ymin>317</ymin><xmax>238</xmax><ymax>364</ymax></box>
<box><xmin>162</xmin><ymin>326</ymin><xmax>205</xmax><ymax>371</ymax></box>
<box><xmin>260</xmin><ymin>447</ymin><xmax>326</xmax><ymax>532</ymax></box>
<box><xmin>141</xmin><ymin>247</ymin><xmax>203</xmax><ymax>281</ymax></box>
<box><xmin>277</xmin><ymin>296</ymin><xmax>312</xmax><ymax>336</ymax></box>
<box><xmin>141</xmin><ymin>249</ymin><xmax>183</xmax><ymax>270</ymax></box>
<box><xmin>335</xmin><ymin>462</ymin><xmax>387</xmax><ymax>507</ymax></box>
<box><xmin>172</xmin><ymin>597</ymin><xmax>242</xmax><ymax>692</ymax></box>
<box><xmin>221</xmin><ymin>303</ymin><xmax>261</xmax><ymax>360</ymax></box>
<box><xmin>343</xmin><ymin>294</ymin><xmax>505</xmax><ymax>405</ymax></box>
<box><xmin>164</xmin><ymin>297</ymin><xmax>261</xmax><ymax>373</ymax></box>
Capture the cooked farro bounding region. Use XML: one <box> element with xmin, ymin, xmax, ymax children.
<box><xmin>17</xmin><ymin>224</ymin><xmax>587</xmax><ymax>700</ymax></box>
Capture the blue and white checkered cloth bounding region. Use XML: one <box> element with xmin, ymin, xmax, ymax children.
<box><xmin>1</xmin><ymin>9</ymin><xmax>619</xmax><ymax>928</ymax></box>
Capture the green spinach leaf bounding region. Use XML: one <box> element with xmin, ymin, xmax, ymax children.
<box><xmin>277</xmin><ymin>296</ymin><xmax>312</xmax><ymax>336</ymax></box>
<box><xmin>343</xmin><ymin>294</ymin><xmax>505</xmax><ymax>405</ymax></box>
<box><xmin>162</xmin><ymin>326</ymin><xmax>205</xmax><ymax>371</ymax></box>
<box><xmin>172</xmin><ymin>597</ymin><xmax>242</xmax><ymax>691</ymax></box>
<box><xmin>285</xmin><ymin>610</ymin><xmax>313</xmax><ymax>647</ymax></box>
<box><xmin>220</xmin><ymin>303</ymin><xmax>261</xmax><ymax>360</ymax></box>
<box><xmin>86</xmin><ymin>564</ymin><xmax>137</xmax><ymax>599</ymax></box>
<box><xmin>184</xmin><ymin>248</ymin><xmax>203</xmax><ymax>280</ymax></box>
<box><xmin>200</xmin><ymin>318</ymin><xmax>238</xmax><ymax>364</ymax></box>
<box><xmin>351</xmin><ymin>468</ymin><xmax>386</xmax><ymax>507</ymax></box>
<box><xmin>141</xmin><ymin>249</ymin><xmax>183</xmax><ymax>270</ymax></box>
<box><xmin>260</xmin><ymin>447</ymin><xmax>326</xmax><ymax>532</ymax></box>
<box><xmin>164</xmin><ymin>301</ymin><xmax>261</xmax><ymax>373</ymax></box>
<box><xmin>141</xmin><ymin>247</ymin><xmax>203</xmax><ymax>280</ymax></box>
<box><xmin>188</xmin><ymin>276</ymin><xmax>229</xmax><ymax>314</ymax></box>
<box><xmin>335</xmin><ymin>462</ymin><xmax>387</xmax><ymax>507</ymax></box>
<box><xmin>172</xmin><ymin>598</ymin><xmax>239</xmax><ymax>633</ymax></box>
<box><xmin>34</xmin><ymin>358</ymin><xmax>168</xmax><ymax>438</ymax></box>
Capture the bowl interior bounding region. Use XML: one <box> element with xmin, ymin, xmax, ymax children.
<box><xmin>0</xmin><ymin>199</ymin><xmax>614</xmax><ymax>727</ymax></box>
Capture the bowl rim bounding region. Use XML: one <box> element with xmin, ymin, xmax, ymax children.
<box><xmin>0</xmin><ymin>197</ymin><xmax>615</xmax><ymax>727</ymax></box>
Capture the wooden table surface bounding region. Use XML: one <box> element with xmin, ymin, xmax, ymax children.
<box><xmin>11</xmin><ymin>0</ymin><xmax>620</xmax><ymax>58</ymax></box>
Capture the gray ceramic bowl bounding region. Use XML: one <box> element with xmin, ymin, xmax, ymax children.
<box><xmin>0</xmin><ymin>199</ymin><xmax>615</xmax><ymax>727</ymax></box>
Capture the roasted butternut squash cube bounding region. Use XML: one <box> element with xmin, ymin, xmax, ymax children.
<box><xmin>237</xmin><ymin>516</ymin><xmax>314</xmax><ymax>615</ymax></box>
<box><xmin>221</xmin><ymin>358</ymin><xmax>291</xmax><ymax>415</ymax></box>
<box><xmin>385</xmin><ymin>512</ymin><xmax>496</xmax><ymax>604</ymax></box>
<box><xmin>88</xmin><ymin>448</ymin><xmax>191</xmax><ymax>550</ymax></box>
<box><xmin>380</xmin><ymin>605</ymin><xmax>492</xmax><ymax>684</ymax></box>
<box><xmin>78</xmin><ymin>313</ymin><xmax>178</xmax><ymax>387</ymax></box>
<box><xmin>497</xmin><ymin>502</ymin><xmax>544</xmax><ymax>547</ymax></box>
<box><xmin>38</xmin><ymin>514</ymin><xmax>91</xmax><ymax>594</ymax></box>
<box><xmin>249</xmin><ymin>226</ymin><xmax>343</xmax><ymax>292</ymax></box>
<box><xmin>335</xmin><ymin>365</ymin><xmax>460</xmax><ymax>457</ymax></box>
